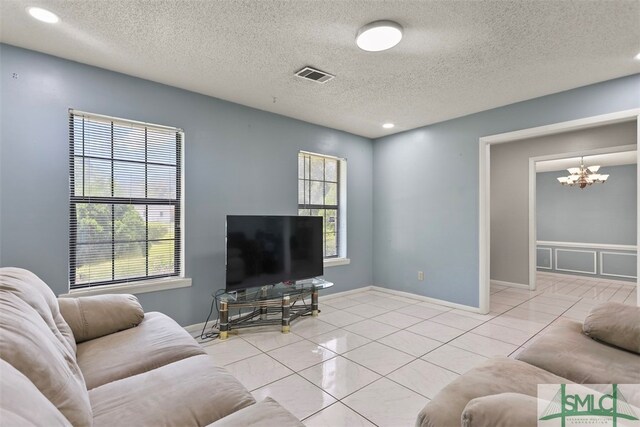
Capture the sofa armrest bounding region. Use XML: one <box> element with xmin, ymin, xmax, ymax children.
<box><xmin>462</xmin><ymin>393</ymin><xmax>539</xmax><ymax>427</ymax></box>
<box><xmin>58</xmin><ymin>294</ymin><xmax>144</xmax><ymax>343</ymax></box>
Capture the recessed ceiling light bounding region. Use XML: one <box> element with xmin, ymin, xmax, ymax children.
<box><xmin>356</xmin><ymin>20</ymin><xmax>403</xmax><ymax>52</ymax></box>
<box><xmin>382</xmin><ymin>123</ymin><xmax>395</xmax><ymax>129</ymax></box>
<box><xmin>27</xmin><ymin>7</ymin><xmax>59</xmax><ymax>24</ymax></box>
<box><xmin>635</xmin><ymin>52</ymin><xmax>640</xmax><ymax>61</ymax></box>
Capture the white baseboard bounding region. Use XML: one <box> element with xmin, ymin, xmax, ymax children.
<box><xmin>490</xmin><ymin>279</ymin><xmax>530</xmax><ymax>289</ymax></box>
<box><xmin>370</xmin><ymin>286</ymin><xmax>484</xmax><ymax>313</ymax></box>
<box><xmin>320</xmin><ymin>285</ymin><xmax>373</xmax><ymax>300</ymax></box>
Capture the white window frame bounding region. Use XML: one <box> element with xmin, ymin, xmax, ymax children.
<box><xmin>298</xmin><ymin>150</ymin><xmax>350</xmax><ymax>267</ymax></box>
<box><xmin>65</xmin><ymin>110</ymin><xmax>190</xmax><ymax>296</ymax></box>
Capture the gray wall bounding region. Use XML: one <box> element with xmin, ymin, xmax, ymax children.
<box><xmin>537</xmin><ymin>164</ymin><xmax>637</xmax><ymax>244</ymax></box>
<box><xmin>490</xmin><ymin>123</ymin><xmax>637</xmax><ymax>285</ymax></box>
<box><xmin>0</xmin><ymin>44</ymin><xmax>373</xmax><ymax>326</ymax></box>
<box><xmin>373</xmin><ymin>74</ymin><xmax>640</xmax><ymax>307</ymax></box>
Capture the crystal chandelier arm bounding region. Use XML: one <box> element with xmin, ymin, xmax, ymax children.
<box><xmin>588</xmin><ymin>165</ymin><xmax>601</xmax><ymax>173</ymax></box>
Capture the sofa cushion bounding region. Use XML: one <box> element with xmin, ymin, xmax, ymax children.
<box><xmin>90</xmin><ymin>354</ymin><xmax>255</xmax><ymax>427</ymax></box>
<box><xmin>462</xmin><ymin>392</ymin><xmax>539</xmax><ymax>427</ymax></box>
<box><xmin>416</xmin><ymin>357</ymin><xmax>569</xmax><ymax>427</ymax></box>
<box><xmin>59</xmin><ymin>294</ymin><xmax>144</xmax><ymax>343</ymax></box>
<box><xmin>77</xmin><ymin>311</ymin><xmax>206</xmax><ymax>389</ymax></box>
<box><xmin>0</xmin><ymin>271</ymin><xmax>93</xmax><ymax>426</ymax></box>
<box><xmin>516</xmin><ymin>319</ymin><xmax>640</xmax><ymax>384</ymax></box>
<box><xmin>0</xmin><ymin>359</ymin><xmax>72</xmax><ymax>427</ymax></box>
<box><xmin>583</xmin><ymin>302</ymin><xmax>640</xmax><ymax>353</ymax></box>
<box><xmin>206</xmin><ymin>397</ymin><xmax>303</xmax><ymax>427</ymax></box>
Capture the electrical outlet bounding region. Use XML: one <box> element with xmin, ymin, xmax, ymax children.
<box><xmin>418</xmin><ymin>271</ymin><xmax>424</xmax><ymax>281</ymax></box>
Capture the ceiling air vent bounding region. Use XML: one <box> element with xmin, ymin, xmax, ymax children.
<box><xmin>295</xmin><ymin>66</ymin><xmax>335</xmax><ymax>83</ymax></box>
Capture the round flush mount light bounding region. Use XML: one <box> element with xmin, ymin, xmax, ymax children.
<box><xmin>635</xmin><ymin>52</ymin><xmax>640</xmax><ymax>61</ymax></box>
<box><xmin>27</xmin><ymin>7</ymin><xmax>60</xmax><ymax>24</ymax></box>
<box><xmin>382</xmin><ymin>123</ymin><xmax>395</xmax><ymax>129</ymax></box>
<box><xmin>356</xmin><ymin>20</ymin><xmax>403</xmax><ymax>52</ymax></box>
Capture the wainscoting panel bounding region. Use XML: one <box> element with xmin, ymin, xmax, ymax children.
<box><xmin>536</xmin><ymin>248</ymin><xmax>552</xmax><ymax>270</ymax></box>
<box><xmin>555</xmin><ymin>249</ymin><xmax>597</xmax><ymax>275</ymax></box>
<box><xmin>600</xmin><ymin>252</ymin><xmax>638</xmax><ymax>279</ymax></box>
<box><xmin>536</xmin><ymin>241</ymin><xmax>637</xmax><ymax>281</ymax></box>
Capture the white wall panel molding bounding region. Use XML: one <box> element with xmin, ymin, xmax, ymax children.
<box><xmin>537</xmin><ymin>241</ymin><xmax>637</xmax><ymax>251</ymax></box>
<box><xmin>555</xmin><ymin>249</ymin><xmax>597</xmax><ymax>275</ymax></box>
<box><xmin>536</xmin><ymin>247</ymin><xmax>553</xmax><ymax>269</ymax></box>
<box><xmin>600</xmin><ymin>251</ymin><xmax>638</xmax><ymax>279</ymax></box>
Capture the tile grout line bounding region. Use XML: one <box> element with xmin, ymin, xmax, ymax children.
<box><xmin>510</xmin><ymin>295</ymin><xmax>585</xmax><ymax>354</ymax></box>
<box><xmin>210</xmin><ymin>289</ymin><xmax>541</xmax><ymax>391</ymax></box>
<box><xmin>202</xmin><ymin>274</ymin><xmax>634</xmax><ymax>426</ymax></box>
<box><xmin>238</xmin><ymin>293</ymin><xmax>449</xmax><ymax>424</ymax></box>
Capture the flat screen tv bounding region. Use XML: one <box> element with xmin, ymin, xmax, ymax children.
<box><xmin>225</xmin><ymin>215</ymin><xmax>324</xmax><ymax>291</ymax></box>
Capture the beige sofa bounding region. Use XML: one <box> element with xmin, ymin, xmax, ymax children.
<box><xmin>516</xmin><ymin>317</ymin><xmax>639</xmax><ymax>384</ymax></box>
<box><xmin>0</xmin><ymin>267</ymin><xmax>302</xmax><ymax>427</ymax></box>
<box><xmin>417</xmin><ymin>302</ymin><xmax>640</xmax><ymax>427</ymax></box>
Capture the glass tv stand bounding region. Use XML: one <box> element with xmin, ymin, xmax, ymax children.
<box><xmin>215</xmin><ymin>278</ymin><xmax>334</xmax><ymax>339</ymax></box>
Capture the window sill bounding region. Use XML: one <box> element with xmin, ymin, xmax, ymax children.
<box><xmin>60</xmin><ymin>277</ymin><xmax>192</xmax><ymax>297</ymax></box>
<box><xmin>324</xmin><ymin>258</ymin><xmax>351</xmax><ymax>268</ymax></box>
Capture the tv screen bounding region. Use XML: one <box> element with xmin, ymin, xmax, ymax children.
<box><xmin>225</xmin><ymin>215</ymin><xmax>324</xmax><ymax>291</ymax></box>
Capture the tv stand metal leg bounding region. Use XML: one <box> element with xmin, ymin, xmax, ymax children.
<box><xmin>311</xmin><ymin>285</ymin><xmax>319</xmax><ymax>317</ymax></box>
<box><xmin>260</xmin><ymin>287</ymin><xmax>268</xmax><ymax>320</ymax></box>
<box><xmin>282</xmin><ymin>295</ymin><xmax>290</xmax><ymax>333</ymax></box>
<box><xmin>219</xmin><ymin>300</ymin><xmax>229</xmax><ymax>340</ymax></box>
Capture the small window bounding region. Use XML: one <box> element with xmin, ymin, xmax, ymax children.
<box><xmin>68</xmin><ymin>110</ymin><xmax>183</xmax><ymax>289</ymax></box>
<box><xmin>298</xmin><ymin>151</ymin><xmax>344</xmax><ymax>258</ymax></box>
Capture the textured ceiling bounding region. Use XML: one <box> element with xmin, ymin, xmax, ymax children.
<box><xmin>536</xmin><ymin>151</ymin><xmax>637</xmax><ymax>172</ymax></box>
<box><xmin>1</xmin><ymin>0</ymin><xmax>639</xmax><ymax>138</ymax></box>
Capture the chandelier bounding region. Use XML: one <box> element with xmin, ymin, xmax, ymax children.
<box><xmin>557</xmin><ymin>157</ymin><xmax>609</xmax><ymax>189</ymax></box>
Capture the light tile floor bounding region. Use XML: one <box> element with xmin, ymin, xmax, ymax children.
<box><xmin>198</xmin><ymin>272</ymin><xmax>636</xmax><ymax>427</ymax></box>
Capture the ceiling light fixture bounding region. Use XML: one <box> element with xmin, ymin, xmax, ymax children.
<box><xmin>356</xmin><ymin>20</ymin><xmax>403</xmax><ymax>52</ymax></box>
<box><xmin>27</xmin><ymin>7</ymin><xmax>59</xmax><ymax>24</ymax></box>
<box><xmin>382</xmin><ymin>123</ymin><xmax>395</xmax><ymax>129</ymax></box>
<box><xmin>635</xmin><ymin>52</ymin><xmax>640</xmax><ymax>61</ymax></box>
<box><xmin>557</xmin><ymin>157</ymin><xmax>609</xmax><ymax>189</ymax></box>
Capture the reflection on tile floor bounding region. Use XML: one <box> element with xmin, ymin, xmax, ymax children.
<box><xmin>198</xmin><ymin>272</ymin><xmax>636</xmax><ymax>427</ymax></box>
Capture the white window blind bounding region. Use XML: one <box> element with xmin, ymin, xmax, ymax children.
<box><xmin>69</xmin><ymin>110</ymin><xmax>183</xmax><ymax>289</ymax></box>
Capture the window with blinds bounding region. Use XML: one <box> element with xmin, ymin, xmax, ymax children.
<box><xmin>298</xmin><ymin>151</ymin><xmax>342</xmax><ymax>258</ymax></box>
<box><xmin>69</xmin><ymin>110</ymin><xmax>183</xmax><ymax>289</ymax></box>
